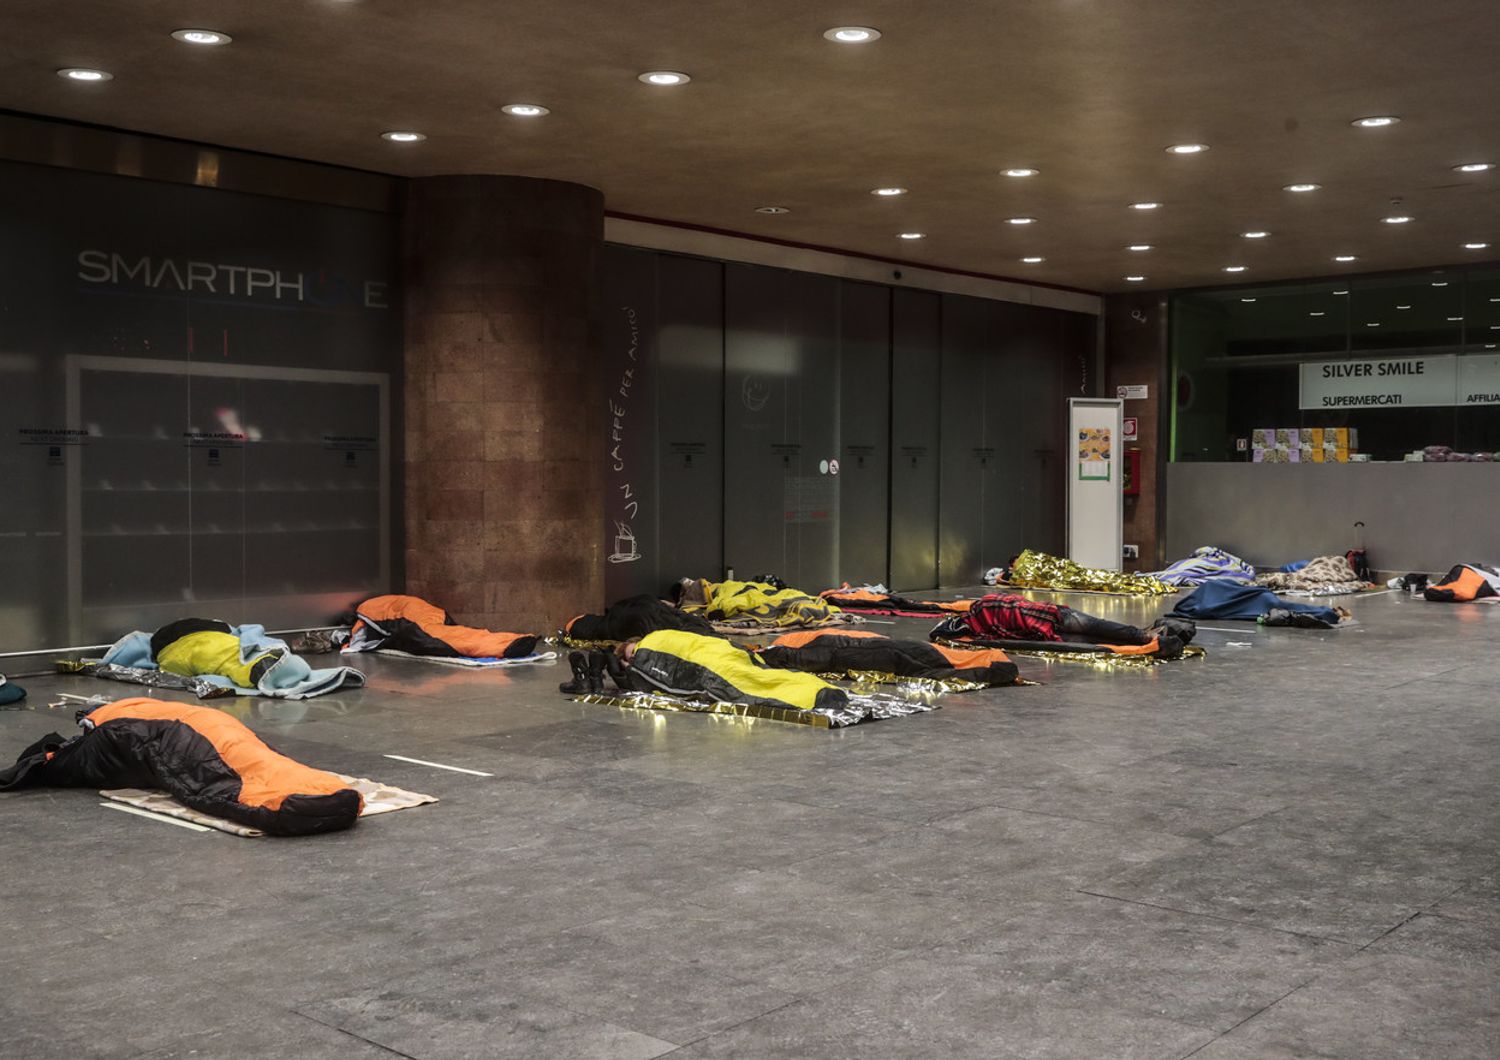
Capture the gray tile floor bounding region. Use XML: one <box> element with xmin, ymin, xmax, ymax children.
<box><xmin>2</xmin><ymin>588</ymin><xmax>1496</xmax><ymax>1058</ymax></box>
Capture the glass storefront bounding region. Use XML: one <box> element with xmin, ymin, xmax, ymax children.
<box><xmin>1171</xmin><ymin>265</ymin><xmax>1500</xmax><ymax>462</ymax></box>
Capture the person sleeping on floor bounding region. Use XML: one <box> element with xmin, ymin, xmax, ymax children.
<box><xmin>931</xmin><ymin>593</ymin><xmax>1195</xmax><ymax>658</ymax></box>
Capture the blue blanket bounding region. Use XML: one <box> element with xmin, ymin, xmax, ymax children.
<box><xmin>101</xmin><ymin>625</ymin><xmax>364</xmax><ymax>699</ymax></box>
<box><xmin>1167</xmin><ymin>579</ymin><xmax>1340</xmax><ymax>624</ymax></box>
<box><xmin>1152</xmin><ymin>546</ymin><xmax>1255</xmax><ymax>587</ymax></box>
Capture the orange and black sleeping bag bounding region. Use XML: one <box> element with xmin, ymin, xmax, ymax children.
<box><xmin>818</xmin><ymin>586</ymin><xmax>974</xmax><ymax>617</ymax></box>
<box><xmin>347</xmin><ymin>594</ymin><xmax>539</xmax><ymax>659</ymax></box>
<box><xmin>0</xmin><ymin>698</ymin><xmax>362</xmax><ymax>836</ymax></box>
<box><xmin>759</xmin><ymin>628</ymin><xmax>1019</xmax><ymax>686</ymax></box>
<box><xmin>1424</xmin><ymin>564</ymin><xmax>1500</xmax><ymax>603</ymax></box>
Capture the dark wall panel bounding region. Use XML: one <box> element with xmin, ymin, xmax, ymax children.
<box><xmin>938</xmin><ymin>294</ymin><xmax>989</xmax><ymax>585</ymax></box>
<box><xmin>600</xmin><ymin>245</ymin><xmax>661</xmax><ymax>600</ymax></box>
<box><xmin>786</xmin><ymin>273</ymin><xmax>841</xmax><ymax>591</ymax></box>
<box><xmin>890</xmin><ymin>288</ymin><xmax>941</xmax><ymax>591</ymax></box>
<box><xmin>0</xmin><ymin>159</ymin><xmax>398</xmax><ymax>652</ymax></box>
<box><xmin>836</xmin><ymin>281</ymin><xmax>892</xmax><ymax>586</ymax></box>
<box><xmin>654</xmin><ymin>254</ymin><xmax>724</xmax><ymax>588</ymax></box>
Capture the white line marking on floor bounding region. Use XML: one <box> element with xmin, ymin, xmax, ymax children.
<box><xmin>99</xmin><ymin>801</ymin><xmax>212</xmax><ymax>832</ymax></box>
<box><xmin>1194</xmin><ymin>626</ymin><xmax>1258</xmax><ymax>634</ymax></box>
<box><xmin>383</xmin><ymin>754</ymin><xmax>494</xmax><ymax>777</ymax></box>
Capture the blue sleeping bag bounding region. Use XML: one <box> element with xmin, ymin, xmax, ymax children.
<box><xmin>1167</xmin><ymin>578</ymin><xmax>1340</xmax><ymax>624</ymax></box>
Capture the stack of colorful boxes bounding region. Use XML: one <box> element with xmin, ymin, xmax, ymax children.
<box><xmin>1251</xmin><ymin>427</ymin><xmax>1358</xmax><ymax>463</ymax></box>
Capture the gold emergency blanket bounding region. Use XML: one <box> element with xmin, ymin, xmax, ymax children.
<box><xmin>1005</xmin><ymin>549</ymin><xmax>1173</xmax><ymax>596</ymax></box>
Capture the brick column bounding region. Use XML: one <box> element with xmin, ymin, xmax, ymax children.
<box><xmin>402</xmin><ymin>175</ymin><xmax>605</xmax><ymax>632</ymax></box>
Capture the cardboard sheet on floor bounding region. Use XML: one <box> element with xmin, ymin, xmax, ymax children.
<box><xmin>99</xmin><ymin>774</ymin><xmax>438</xmax><ymax>837</ymax></box>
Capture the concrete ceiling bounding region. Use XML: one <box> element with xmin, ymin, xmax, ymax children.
<box><xmin>3</xmin><ymin>0</ymin><xmax>1499</xmax><ymax>293</ymax></box>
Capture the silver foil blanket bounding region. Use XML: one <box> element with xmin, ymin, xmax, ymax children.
<box><xmin>62</xmin><ymin>661</ymin><xmax>235</xmax><ymax>699</ymax></box>
<box><xmin>573</xmin><ymin>688</ymin><xmax>940</xmax><ymax>728</ymax></box>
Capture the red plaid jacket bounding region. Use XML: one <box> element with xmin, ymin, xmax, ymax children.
<box><xmin>962</xmin><ymin>594</ymin><xmax>1063</xmax><ymax>642</ymax></box>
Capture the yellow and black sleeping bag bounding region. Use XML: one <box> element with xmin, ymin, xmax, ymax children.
<box><xmin>0</xmin><ymin>697</ymin><xmax>362</xmax><ymax>836</ymax></box>
<box><xmin>624</xmin><ymin>630</ymin><xmax>848</xmax><ymax>713</ymax></box>
<box><xmin>760</xmin><ymin>628</ymin><xmax>1019</xmax><ymax>686</ymax></box>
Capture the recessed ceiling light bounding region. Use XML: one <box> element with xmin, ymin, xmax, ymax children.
<box><xmin>1432</xmin><ymin>281</ymin><xmax>1449</xmax><ymax>287</ymax></box>
<box><xmin>1223</xmin><ymin>265</ymin><xmax>1247</xmax><ymax>273</ymax></box>
<box><xmin>1127</xmin><ymin>244</ymin><xmax>1153</xmax><ymax>252</ymax></box>
<box><xmin>381</xmin><ymin>131</ymin><xmax>426</xmax><ymax>143</ymax></box>
<box><xmin>1284</xmin><ymin>183</ymin><xmax>1321</xmax><ymax>193</ymax></box>
<box><xmin>1382</xmin><ymin>215</ymin><xmax>1413</xmax><ymax>224</ymax></box>
<box><xmin>171</xmin><ymin>29</ymin><xmax>232</xmax><ymax>45</ymax></box>
<box><xmin>1124</xmin><ymin>275</ymin><xmax>1147</xmax><ymax>282</ymax></box>
<box><xmin>1003</xmin><ymin>167</ymin><xmax>1039</xmax><ymax>178</ymax></box>
<box><xmin>871</xmin><ymin>187</ymin><xmax>907</xmax><ymax>197</ymax></box>
<box><xmin>1241</xmin><ymin>297</ymin><xmax>1257</xmax><ymax>303</ymax></box>
<box><xmin>1351</xmin><ymin>115</ymin><xmax>1400</xmax><ymax>127</ymax></box>
<box><xmin>754</xmin><ymin>206</ymin><xmax>789</xmax><ymax>214</ymax></box>
<box><xmin>1310</xmin><ymin>311</ymin><xmax>1326</xmax><ymax>316</ymax></box>
<box><xmin>824</xmin><ymin>26</ymin><xmax>880</xmax><ymax>43</ymax></box>
<box><xmin>1396</xmin><ymin>304</ymin><xmax>1412</xmax><ymax>309</ymax></box>
<box><xmin>898</xmin><ymin>232</ymin><xmax>924</xmax><ymax>240</ymax></box>
<box><xmin>57</xmin><ymin>67</ymin><xmax>111</xmax><ymax>82</ymax></box>
<box><xmin>1333</xmin><ymin>290</ymin><xmax>1349</xmax><ymax>295</ymax></box>
<box><xmin>1006</xmin><ymin>217</ymin><xmax>1037</xmax><ymax>225</ymax></box>
<box><xmin>638</xmin><ymin>71</ymin><xmax>690</xmax><ymax>86</ymax></box>
<box><xmin>1454</xmin><ymin>162</ymin><xmax>1495</xmax><ymax>173</ymax></box>
<box><xmin>1165</xmin><ymin>143</ymin><xmax>1209</xmax><ymax>154</ymax></box>
<box><xmin>502</xmin><ymin>103</ymin><xmax>549</xmax><ymax>117</ymax></box>
<box><xmin>1020</xmin><ymin>256</ymin><xmax>1045</xmax><ymax>264</ymax></box>
<box><xmin>1366</xmin><ymin>322</ymin><xmax>1381</xmax><ymax>327</ymax></box>
<box><xmin>1333</xmin><ymin>254</ymin><xmax>1358</xmax><ymax>262</ymax></box>
<box><xmin>1129</xmin><ymin>201</ymin><xmax>1161</xmax><ymax>210</ymax></box>
<box><xmin>1464</xmin><ymin>241</ymin><xmax>1490</xmax><ymax>250</ymax></box>
<box><xmin>1242</xmin><ymin>231</ymin><xmax>1270</xmax><ymax>239</ymax></box>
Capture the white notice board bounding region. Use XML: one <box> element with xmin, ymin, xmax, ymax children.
<box><xmin>1066</xmin><ymin>397</ymin><xmax>1123</xmax><ymax>571</ymax></box>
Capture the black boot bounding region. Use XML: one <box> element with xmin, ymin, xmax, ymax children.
<box><xmin>586</xmin><ymin>651</ymin><xmax>609</xmax><ymax>693</ymax></box>
<box><xmin>559</xmin><ymin>651</ymin><xmax>591</xmax><ymax>694</ymax></box>
<box><xmin>601</xmin><ymin>651</ymin><xmax>628</xmax><ymax>691</ymax></box>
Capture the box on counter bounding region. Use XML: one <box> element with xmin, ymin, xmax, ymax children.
<box><xmin>1334</xmin><ymin>447</ymin><xmax>1350</xmax><ymax>463</ymax></box>
<box><xmin>1306</xmin><ymin>427</ymin><xmax>1325</xmax><ymax>448</ymax></box>
<box><xmin>1252</xmin><ymin>428</ymin><xmax>1276</xmax><ymax>450</ymax></box>
<box><xmin>1307</xmin><ymin>447</ymin><xmax>1326</xmax><ymax>463</ymax></box>
<box><xmin>1276</xmin><ymin>427</ymin><xmax>1300</xmax><ymax>451</ymax></box>
<box><xmin>1287</xmin><ymin>447</ymin><xmax>1301</xmax><ymax>463</ymax></box>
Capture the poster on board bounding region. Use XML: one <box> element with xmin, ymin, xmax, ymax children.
<box><xmin>1066</xmin><ymin>398</ymin><xmax>1123</xmax><ymax>571</ymax></box>
<box><xmin>1077</xmin><ymin>427</ymin><xmax>1112</xmax><ymax>480</ymax></box>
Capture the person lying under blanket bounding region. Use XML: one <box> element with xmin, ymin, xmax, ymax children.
<box><xmin>0</xmin><ymin>697</ymin><xmax>362</xmax><ymax>836</ymax></box>
<box><xmin>758</xmin><ymin>628</ymin><xmax>1019</xmax><ymax>687</ymax></box>
<box><xmin>1151</xmin><ymin>546</ymin><xmax>1255</xmax><ymax>587</ymax></box>
<box><xmin>96</xmin><ymin>619</ymin><xmax>364</xmax><ymax>699</ymax></box>
<box><xmin>931</xmin><ymin>593</ymin><xmax>1195</xmax><ymax>658</ymax></box>
<box><xmin>563</xmin><ymin>594</ymin><xmax>722</xmax><ymax>643</ymax></box>
<box><xmin>995</xmin><ymin>549</ymin><xmax>1173</xmax><ymax>596</ymax></box>
<box><xmin>1254</xmin><ymin>555</ymin><xmax>1370</xmax><ymax>594</ymax></box>
<box><xmin>562</xmin><ymin>628</ymin><xmax>852</xmax><ymax>714</ymax></box>
<box><xmin>343</xmin><ymin>595</ymin><xmax>541</xmax><ymax>660</ymax></box>
<box><xmin>1167</xmin><ymin>579</ymin><xmax>1346</xmax><ymax>627</ymax></box>
<box><xmin>671</xmin><ymin>577</ymin><xmax>848</xmax><ymax>630</ymax></box>
<box><xmin>1422</xmin><ymin>563</ymin><xmax>1500</xmax><ymax>602</ymax></box>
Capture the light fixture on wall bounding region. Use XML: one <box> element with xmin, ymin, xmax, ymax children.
<box><xmin>1396</xmin><ymin>304</ymin><xmax>1412</xmax><ymax>309</ymax></box>
<box><xmin>171</xmin><ymin>29</ymin><xmax>232</xmax><ymax>45</ymax></box>
<box><xmin>638</xmin><ymin>71</ymin><xmax>690</xmax><ymax>85</ymax></box>
<box><xmin>1310</xmin><ymin>311</ymin><xmax>1326</xmax><ymax>316</ymax></box>
<box><xmin>1351</xmin><ymin>115</ymin><xmax>1400</xmax><ymax>127</ymax></box>
<box><xmin>1366</xmin><ymin>322</ymin><xmax>1382</xmax><ymax>327</ymax></box>
<box><xmin>57</xmin><ymin>68</ymin><xmax>112</xmax><ymax>81</ymax></box>
<box><xmin>502</xmin><ymin>104</ymin><xmax>549</xmax><ymax>117</ymax></box>
<box><xmin>824</xmin><ymin>26</ymin><xmax>881</xmax><ymax>42</ymax></box>
<box><xmin>1241</xmin><ymin>297</ymin><xmax>1257</xmax><ymax>303</ymax></box>
<box><xmin>381</xmin><ymin>131</ymin><xmax>426</xmax><ymax>142</ymax></box>
<box><xmin>1284</xmin><ymin>183</ymin><xmax>1321</xmax><ymax>192</ymax></box>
